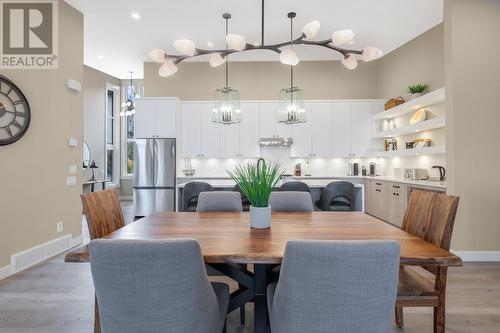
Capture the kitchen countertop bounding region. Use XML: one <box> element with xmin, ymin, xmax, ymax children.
<box><xmin>177</xmin><ymin>175</ymin><xmax>446</xmax><ymax>189</ymax></box>
<box><xmin>177</xmin><ymin>179</ymin><xmax>364</xmax><ymax>189</ymax></box>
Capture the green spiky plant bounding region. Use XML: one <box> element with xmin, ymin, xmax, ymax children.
<box><xmin>407</xmin><ymin>83</ymin><xmax>429</xmax><ymax>94</ymax></box>
<box><xmin>227</xmin><ymin>158</ymin><xmax>283</xmax><ymax>208</ymax></box>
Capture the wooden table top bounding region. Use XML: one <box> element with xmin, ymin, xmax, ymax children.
<box><xmin>66</xmin><ymin>212</ymin><xmax>462</xmax><ymax>267</ymax></box>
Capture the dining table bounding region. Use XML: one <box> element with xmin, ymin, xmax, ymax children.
<box><xmin>65</xmin><ymin>211</ymin><xmax>462</xmax><ymax>333</ymax></box>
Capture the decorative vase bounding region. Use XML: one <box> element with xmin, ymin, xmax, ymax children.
<box><xmin>250</xmin><ymin>206</ymin><xmax>272</xmax><ymax>229</ymax></box>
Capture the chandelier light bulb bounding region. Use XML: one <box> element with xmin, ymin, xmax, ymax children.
<box><xmin>158</xmin><ymin>59</ymin><xmax>178</xmax><ymax>77</ymax></box>
<box><xmin>148</xmin><ymin>48</ymin><xmax>167</xmax><ymax>63</ymax></box>
<box><xmin>362</xmin><ymin>46</ymin><xmax>383</xmax><ymax>62</ymax></box>
<box><xmin>173</xmin><ymin>39</ymin><xmax>196</xmax><ymax>56</ymax></box>
<box><xmin>301</xmin><ymin>20</ymin><xmax>320</xmax><ymax>39</ymax></box>
<box><xmin>332</xmin><ymin>30</ymin><xmax>355</xmax><ymax>47</ymax></box>
<box><xmin>280</xmin><ymin>48</ymin><xmax>300</xmax><ymax>66</ymax></box>
<box><xmin>342</xmin><ymin>54</ymin><xmax>358</xmax><ymax>70</ymax></box>
<box><xmin>209</xmin><ymin>53</ymin><xmax>226</xmax><ymax>67</ymax></box>
<box><xmin>226</xmin><ymin>34</ymin><xmax>246</xmax><ymax>51</ymax></box>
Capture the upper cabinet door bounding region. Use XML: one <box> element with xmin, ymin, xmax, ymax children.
<box><xmin>310</xmin><ymin>102</ymin><xmax>333</xmax><ymax>157</ymax></box>
<box><xmin>351</xmin><ymin>102</ymin><xmax>374</xmax><ymax>157</ymax></box>
<box><xmin>239</xmin><ymin>102</ymin><xmax>260</xmax><ymax>157</ymax></box>
<box><xmin>220</xmin><ymin>122</ymin><xmax>240</xmax><ymax>158</ymax></box>
<box><xmin>259</xmin><ymin>102</ymin><xmax>276</xmax><ymax>138</ymax></box>
<box><xmin>199</xmin><ymin>103</ymin><xmax>220</xmax><ymax>158</ymax></box>
<box><xmin>134</xmin><ymin>99</ymin><xmax>157</xmax><ymax>138</ymax></box>
<box><xmin>155</xmin><ymin>100</ymin><xmax>177</xmax><ymax>138</ymax></box>
<box><xmin>332</xmin><ymin>102</ymin><xmax>352</xmax><ymax>157</ymax></box>
<box><xmin>181</xmin><ymin>103</ymin><xmax>201</xmax><ymax>158</ymax></box>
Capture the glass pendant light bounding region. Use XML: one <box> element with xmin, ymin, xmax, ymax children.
<box><xmin>120</xmin><ymin>71</ymin><xmax>138</xmax><ymax>117</ymax></box>
<box><xmin>213</xmin><ymin>13</ymin><xmax>241</xmax><ymax>124</ymax></box>
<box><xmin>278</xmin><ymin>12</ymin><xmax>306</xmax><ymax>124</ymax></box>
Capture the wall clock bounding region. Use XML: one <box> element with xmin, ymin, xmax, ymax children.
<box><xmin>0</xmin><ymin>75</ymin><xmax>31</xmax><ymax>146</ymax></box>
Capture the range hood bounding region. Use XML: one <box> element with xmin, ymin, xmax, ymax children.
<box><xmin>259</xmin><ymin>137</ymin><xmax>293</xmax><ymax>146</ymax></box>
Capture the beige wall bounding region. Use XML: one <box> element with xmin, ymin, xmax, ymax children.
<box><xmin>377</xmin><ymin>24</ymin><xmax>444</xmax><ymax>99</ymax></box>
<box><xmin>0</xmin><ymin>1</ymin><xmax>83</xmax><ymax>266</ymax></box>
<box><xmin>144</xmin><ymin>61</ymin><xmax>378</xmax><ymax>100</ymax></box>
<box><xmin>83</xmin><ymin>65</ymin><xmax>121</xmax><ymax>182</ymax></box>
<box><xmin>444</xmin><ymin>0</ymin><xmax>500</xmax><ymax>251</ymax></box>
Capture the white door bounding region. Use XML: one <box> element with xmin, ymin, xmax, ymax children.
<box><xmin>332</xmin><ymin>102</ymin><xmax>352</xmax><ymax>157</ymax></box>
<box><xmin>311</xmin><ymin>102</ymin><xmax>333</xmax><ymax>157</ymax></box>
<box><xmin>155</xmin><ymin>100</ymin><xmax>177</xmax><ymax>138</ymax></box>
<box><xmin>351</xmin><ymin>102</ymin><xmax>374</xmax><ymax>157</ymax></box>
<box><xmin>181</xmin><ymin>103</ymin><xmax>201</xmax><ymax>158</ymax></box>
<box><xmin>199</xmin><ymin>102</ymin><xmax>220</xmax><ymax>158</ymax></box>
<box><xmin>134</xmin><ymin>99</ymin><xmax>157</xmax><ymax>138</ymax></box>
<box><xmin>239</xmin><ymin>102</ymin><xmax>260</xmax><ymax>157</ymax></box>
<box><xmin>290</xmin><ymin>120</ymin><xmax>311</xmax><ymax>157</ymax></box>
<box><xmin>220</xmin><ymin>123</ymin><xmax>240</xmax><ymax>158</ymax></box>
<box><xmin>259</xmin><ymin>102</ymin><xmax>277</xmax><ymax>138</ymax></box>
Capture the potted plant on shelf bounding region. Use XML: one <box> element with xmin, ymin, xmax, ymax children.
<box><xmin>407</xmin><ymin>83</ymin><xmax>429</xmax><ymax>99</ymax></box>
<box><xmin>227</xmin><ymin>158</ymin><xmax>283</xmax><ymax>229</ymax></box>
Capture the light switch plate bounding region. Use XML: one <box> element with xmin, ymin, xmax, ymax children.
<box><xmin>69</xmin><ymin>165</ymin><xmax>77</xmax><ymax>174</ymax></box>
<box><xmin>68</xmin><ymin>138</ymin><xmax>78</xmax><ymax>147</ymax></box>
<box><xmin>66</xmin><ymin>176</ymin><xmax>77</xmax><ymax>186</ymax></box>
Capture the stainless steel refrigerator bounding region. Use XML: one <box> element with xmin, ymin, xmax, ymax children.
<box><xmin>133</xmin><ymin>138</ymin><xmax>176</xmax><ymax>217</ymax></box>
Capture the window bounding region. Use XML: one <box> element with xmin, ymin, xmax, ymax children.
<box><xmin>121</xmin><ymin>81</ymin><xmax>143</xmax><ymax>178</ymax></box>
<box><xmin>105</xmin><ymin>87</ymin><xmax>119</xmax><ymax>184</ymax></box>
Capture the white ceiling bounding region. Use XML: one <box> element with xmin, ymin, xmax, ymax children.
<box><xmin>65</xmin><ymin>0</ymin><xmax>443</xmax><ymax>79</ymax></box>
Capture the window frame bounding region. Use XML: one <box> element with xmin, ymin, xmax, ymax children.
<box><xmin>105</xmin><ymin>83</ymin><xmax>121</xmax><ymax>186</ymax></box>
<box><xmin>121</xmin><ymin>81</ymin><xmax>144</xmax><ymax>179</ymax></box>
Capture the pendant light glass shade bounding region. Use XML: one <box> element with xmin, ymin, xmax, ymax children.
<box><xmin>280</xmin><ymin>47</ymin><xmax>300</xmax><ymax>66</ymax></box>
<box><xmin>209</xmin><ymin>53</ymin><xmax>226</xmax><ymax>67</ymax></box>
<box><xmin>158</xmin><ymin>59</ymin><xmax>178</xmax><ymax>77</ymax></box>
<box><xmin>226</xmin><ymin>34</ymin><xmax>246</xmax><ymax>51</ymax></box>
<box><xmin>173</xmin><ymin>39</ymin><xmax>196</xmax><ymax>56</ymax></box>
<box><xmin>362</xmin><ymin>46</ymin><xmax>383</xmax><ymax>61</ymax></box>
<box><xmin>278</xmin><ymin>86</ymin><xmax>306</xmax><ymax>124</ymax></box>
<box><xmin>301</xmin><ymin>20</ymin><xmax>320</xmax><ymax>39</ymax></box>
<box><xmin>332</xmin><ymin>29</ymin><xmax>355</xmax><ymax>47</ymax></box>
<box><xmin>341</xmin><ymin>54</ymin><xmax>358</xmax><ymax>69</ymax></box>
<box><xmin>213</xmin><ymin>87</ymin><xmax>241</xmax><ymax>124</ymax></box>
<box><xmin>149</xmin><ymin>48</ymin><xmax>167</xmax><ymax>63</ymax></box>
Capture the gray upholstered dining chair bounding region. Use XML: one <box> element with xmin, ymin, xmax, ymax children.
<box><xmin>267</xmin><ymin>240</ymin><xmax>400</xmax><ymax>333</ymax></box>
<box><xmin>196</xmin><ymin>191</ymin><xmax>243</xmax><ymax>212</ymax></box>
<box><xmin>269</xmin><ymin>191</ymin><xmax>314</xmax><ymax>212</ymax></box>
<box><xmin>317</xmin><ymin>181</ymin><xmax>355</xmax><ymax>211</ymax></box>
<box><xmin>182</xmin><ymin>181</ymin><xmax>214</xmax><ymax>212</ymax></box>
<box><xmin>89</xmin><ymin>239</ymin><xmax>229</xmax><ymax>333</ymax></box>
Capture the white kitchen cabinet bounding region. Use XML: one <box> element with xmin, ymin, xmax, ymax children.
<box><xmin>135</xmin><ymin>99</ymin><xmax>177</xmax><ymax>139</ymax></box>
<box><xmin>311</xmin><ymin>102</ymin><xmax>332</xmax><ymax>157</ymax></box>
<box><xmin>332</xmin><ymin>102</ymin><xmax>352</xmax><ymax>157</ymax></box>
<box><xmin>259</xmin><ymin>102</ymin><xmax>292</xmax><ymax>138</ymax></box>
<box><xmin>239</xmin><ymin>102</ymin><xmax>260</xmax><ymax>157</ymax></box>
<box><xmin>199</xmin><ymin>103</ymin><xmax>220</xmax><ymax>158</ymax></box>
<box><xmin>181</xmin><ymin>103</ymin><xmax>201</xmax><ymax>158</ymax></box>
<box><xmin>351</xmin><ymin>102</ymin><xmax>374</xmax><ymax>157</ymax></box>
<box><xmin>220</xmin><ymin>122</ymin><xmax>240</xmax><ymax>158</ymax></box>
<box><xmin>290</xmin><ymin>121</ymin><xmax>311</xmax><ymax>157</ymax></box>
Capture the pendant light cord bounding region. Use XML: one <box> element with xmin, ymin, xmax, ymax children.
<box><xmin>290</xmin><ymin>15</ymin><xmax>293</xmax><ymax>91</ymax></box>
<box><xmin>225</xmin><ymin>17</ymin><xmax>229</xmax><ymax>88</ymax></box>
<box><xmin>261</xmin><ymin>0</ymin><xmax>264</xmax><ymax>46</ymax></box>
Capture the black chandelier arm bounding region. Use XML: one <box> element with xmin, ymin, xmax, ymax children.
<box><xmin>167</xmin><ymin>36</ymin><xmax>363</xmax><ymax>65</ymax></box>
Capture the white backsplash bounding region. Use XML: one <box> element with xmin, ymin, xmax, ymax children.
<box><xmin>179</xmin><ymin>146</ymin><xmax>446</xmax><ymax>178</ymax></box>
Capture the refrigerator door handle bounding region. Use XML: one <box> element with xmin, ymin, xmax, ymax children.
<box><xmin>153</xmin><ymin>139</ymin><xmax>158</xmax><ymax>185</ymax></box>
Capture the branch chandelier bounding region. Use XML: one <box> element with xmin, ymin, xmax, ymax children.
<box><xmin>149</xmin><ymin>0</ymin><xmax>383</xmax><ymax>123</ymax></box>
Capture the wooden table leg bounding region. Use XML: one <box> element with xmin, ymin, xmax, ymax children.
<box><xmin>94</xmin><ymin>294</ymin><xmax>101</xmax><ymax>333</ymax></box>
<box><xmin>434</xmin><ymin>267</ymin><xmax>447</xmax><ymax>333</ymax></box>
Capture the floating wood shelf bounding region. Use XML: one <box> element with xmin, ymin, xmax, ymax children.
<box><xmin>371</xmin><ymin>146</ymin><xmax>446</xmax><ymax>157</ymax></box>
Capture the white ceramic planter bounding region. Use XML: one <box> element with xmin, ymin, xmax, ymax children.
<box><xmin>250</xmin><ymin>206</ymin><xmax>272</xmax><ymax>229</ymax></box>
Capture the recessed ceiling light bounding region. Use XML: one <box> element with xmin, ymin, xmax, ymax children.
<box><xmin>207</xmin><ymin>41</ymin><xmax>214</xmax><ymax>47</ymax></box>
<box><xmin>131</xmin><ymin>13</ymin><xmax>140</xmax><ymax>20</ymax></box>
<box><xmin>97</xmin><ymin>54</ymin><xmax>104</xmax><ymax>59</ymax></box>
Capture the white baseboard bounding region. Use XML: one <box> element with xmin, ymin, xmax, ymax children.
<box><xmin>71</xmin><ymin>234</ymin><xmax>84</xmax><ymax>248</ymax></box>
<box><xmin>0</xmin><ymin>264</ymin><xmax>12</xmax><ymax>280</ymax></box>
<box><xmin>119</xmin><ymin>196</ymin><xmax>133</xmax><ymax>201</ymax></box>
<box><xmin>452</xmin><ymin>250</ymin><xmax>500</xmax><ymax>262</ymax></box>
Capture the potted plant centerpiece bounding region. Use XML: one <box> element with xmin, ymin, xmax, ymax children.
<box><xmin>407</xmin><ymin>83</ymin><xmax>429</xmax><ymax>99</ymax></box>
<box><xmin>227</xmin><ymin>158</ymin><xmax>283</xmax><ymax>229</ymax></box>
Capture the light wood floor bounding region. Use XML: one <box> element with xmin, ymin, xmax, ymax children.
<box><xmin>1</xmin><ymin>202</ymin><xmax>499</xmax><ymax>332</ymax></box>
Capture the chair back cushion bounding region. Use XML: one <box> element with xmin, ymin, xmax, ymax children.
<box><xmin>269</xmin><ymin>191</ymin><xmax>314</xmax><ymax>212</ymax></box>
<box><xmin>182</xmin><ymin>182</ymin><xmax>214</xmax><ymax>211</ymax></box>
<box><xmin>81</xmin><ymin>189</ymin><xmax>125</xmax><ymax>240</ymax></box>
<box><xmin>269</xmin><ymin>240</ymin><xmax>400</xmax><ymax>333</ymax></box>
<box><xmin>196</xmin><ymin>191</ymin><xmax>243</xmax><ymax>212</ymax></box>
<box><xmin>402</xmin><ymin>190</ymin><xmax>459</xmax><ymax>250</ymax></box>
<box><xmin>90</xmin><ymin>239</ymin><xmax>223</xmax><ymax>333</ymax></box>
<box><xmin>279</xmin><ymin>181</ymin><xmax>311</xmax><ymax>193</ymax></box>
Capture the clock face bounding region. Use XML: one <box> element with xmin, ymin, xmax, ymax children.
<box><xmin>0</xmin><ymin>75</ymin><xmax>31</xmax><ymax>146</ymax></box>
